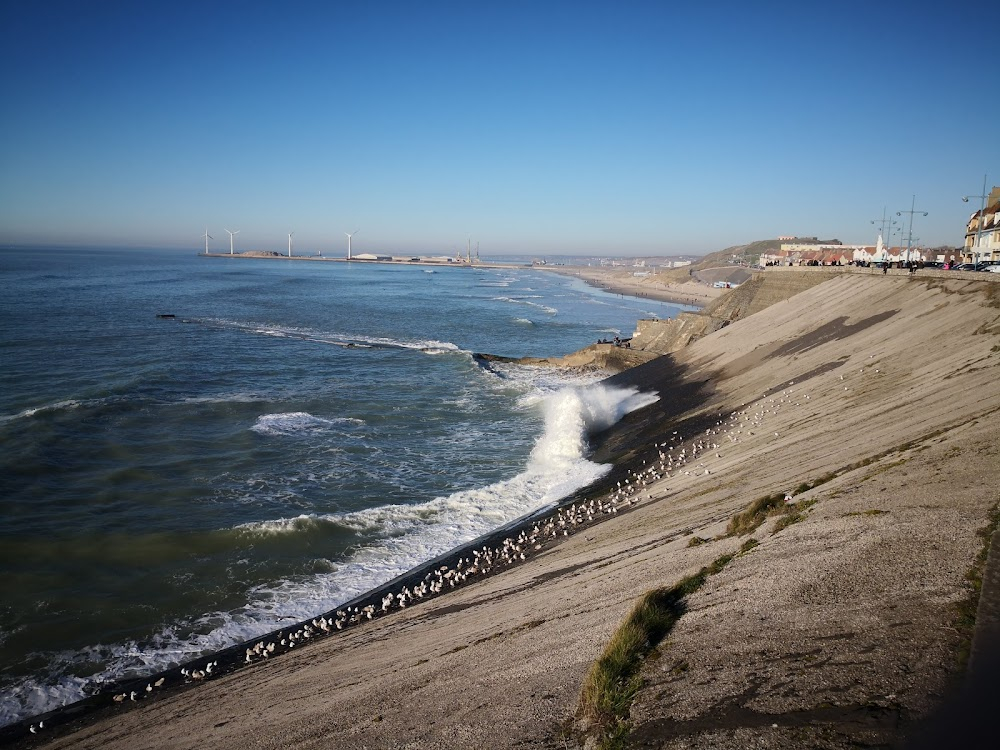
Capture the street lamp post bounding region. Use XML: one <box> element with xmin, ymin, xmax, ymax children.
<box><xmin>963</xmin><ymin>174</ymin><xmax>989</xmax><ymax>268</ymax></box>
<box><xmin>871</xmin><ymin>207</ymin><xmax>897</xmax><ymax>267</ymax></box>
<box><xmin>891</xmin><ymin>225</ymin><xmax>905</xmax><ymax>264</ymax></box>
<box><xmin>871</xmin><ymin>207</ymin><xmax>897</xmax><ymax>245</ymax></box>
<box><xmin>897</xmin><ymin>195</ymin><xmax>928</xmax><ymax>265</ymax></box>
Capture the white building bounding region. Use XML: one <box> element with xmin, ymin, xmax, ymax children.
<box><xmin>965</xmin><ymin>186</ymin><xmax>1000</xmax><ymax>263</ymax></box>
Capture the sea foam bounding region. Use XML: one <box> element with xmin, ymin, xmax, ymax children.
<box><xmin>197</xmin><ymin>318</ymin><xmax>464</xmax><ymax>356</ymax></box>
<box><xmin>0</xmin><ymin>383</ymin><xmax>656</xmax><ymax>726</ymax></box>
<box><xmin>251</xmin><ymin>412</ymin><xmax>363</xmax><ymax>437</ymax></box>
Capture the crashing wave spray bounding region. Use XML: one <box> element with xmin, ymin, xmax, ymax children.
<box><xmin>0</xmin><ymin>382</ymin><xmax>658</xmax><ymax>726</ymax></box>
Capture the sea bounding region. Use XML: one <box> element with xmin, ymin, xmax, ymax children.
<box><xmin>0</xmin><ymin>246</ymin><xmax>684</xmax><ymax>726</ymax></box>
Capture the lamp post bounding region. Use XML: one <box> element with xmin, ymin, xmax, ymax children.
<box><xmin>890</xmin><ymin>225</ymin><xmax>905</xmax><ymax>265</ymax></box>
<box><xmin>897</xmin><ymin>195</ymin><xmax>927</xmax><ymax>265</ymax></box>
<box><xmin>871</xmin><ymin>207</ymin><xmax>897</xmax><ymax>246</ymax></box>
<box><xmin>963</xmin><ymin>174</ymin><xmax>989</xmax><ymax>267</ymax></box>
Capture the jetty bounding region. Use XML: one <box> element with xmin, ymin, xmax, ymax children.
<box><xmin>199</xmin><ymin>251</ymin><xmax>523</xmax><ymax>270</ymax></box>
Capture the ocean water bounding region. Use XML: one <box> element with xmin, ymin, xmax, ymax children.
<box><xmin>0</xmin><ymin>247</ymin><xmax>681</xmax><ymax>725</ymax></box>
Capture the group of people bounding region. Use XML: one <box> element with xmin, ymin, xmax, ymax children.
<box><xmin>881</xmin><ymin>260</ymin><xmax>921</xmax><ymax>274</ymax></box>
<box><xmin>597</xmin><ymin>336</ymin><xmax>631</xmax><ymax>349</ymax></box>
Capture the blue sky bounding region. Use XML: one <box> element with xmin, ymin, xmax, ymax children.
<box><xmin>1</xmin><ymin>0</ymin><xmax>996</xmax><ymax>256</ymax></box>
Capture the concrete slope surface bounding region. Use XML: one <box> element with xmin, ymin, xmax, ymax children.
<box><xmin>25</xmin><ymin>274</ymin><xmax>1000</xmax><ymax>750</ymax></box>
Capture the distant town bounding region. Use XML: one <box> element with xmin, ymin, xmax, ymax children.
<box><xmin>201</xmin><ymin>185</ymin><xmax>999</xmax><ymax>272</ymax></box>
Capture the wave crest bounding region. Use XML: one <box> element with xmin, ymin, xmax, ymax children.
<box><xmin>250</xmin><ymin>412</ymin><xmax>363</xmax><ymax>437</ymax></box>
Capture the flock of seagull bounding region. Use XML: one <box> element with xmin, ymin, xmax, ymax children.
<box><xmin>97</xmin><ymin>430</ymin><xmax>727</xmax><ymax>712</ymax></box>
<box><xmin>102</xmin><ymin>384</ymin><xmax>832</xmax><ymax>709</ymax></box>
<box><xmin>24</xmin><ymin>363</ymin><xmax>883</xmax><ymax>739</ymax></box>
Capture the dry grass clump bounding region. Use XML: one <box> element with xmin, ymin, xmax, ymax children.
<box><xmin>578</xmin><ymin>587</ymin><xmax>686</xmax><ymax>748</ymax></box>
<box><xmin>955</xmin><ymin>500</ymin><xmax>1000</xmax><ymax>667</ymax></box>
<box><xmin>577</xmin><ymin>554</ymin><xmax>733</xmax><ymax>749</ymax></box>
<box><xmin>725</xmin><ymin>492</ymin><xmax>785</xmax><ymax>536</ymax></box>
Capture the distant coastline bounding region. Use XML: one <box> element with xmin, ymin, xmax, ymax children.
<box><xmin>540</xmin><ymin>264</ymin><xmax>725</xmax><ymax>308</ymax></box>
<box><xmin>199</xmin><ymin>251</ymin><xmax>723</xmax><ymax>309</ymax></box>
<box><xmin>198</xmin><ymin>251</ymin><xmax>524</xmax><ymax>270</ymax></box>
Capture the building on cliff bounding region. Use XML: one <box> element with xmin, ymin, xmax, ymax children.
<box><xmin>964</xmin><ymin>185</ymin><xmax>1000</xmax><ymax>264</ymax></box>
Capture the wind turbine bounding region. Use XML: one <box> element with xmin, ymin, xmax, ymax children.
<box><xmin>288</xmin><ymin>231</ymin><xmax>294</xmax><ymax>257</ymax></box>
<box><xmin>225</xmin><ymin>229</ymin><xmax>240</xmax><ymax>255</ymax></box>
<box><xmin>202</xmin><ymin>228</ymin><xmax>213</xmax><ymax>254</ymax></box>
<box><xmin>345</xmin><ymin>230</ymin><xmax>359</xmax><ymax>259</ymax></box>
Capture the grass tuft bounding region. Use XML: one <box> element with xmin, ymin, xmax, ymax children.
<box><xmin>772</xmin><ymin>512</ymin><xmax>803</xmax><ymax>532</ymax></box>
<box><xmin>577</xmin><ymin>554</ymin><xmax>734</xmax><ymax>748</ymax></box>
<box><xmin>955</xmin><ymin>501</ymin><xmax>1000</xmax><ymax>668</ymax></box>
<box><xmin>844</xmin><ymin>509</ymin><xmax>889</xmax><ymax>518</ymax></box>
<box><xmin>739</xmin><ymin>538</ymin><xmax>759</xmax><ymax>554</ymax></box>
<box><xmin>725</xmin><ymin>493</ymin><xmax>785</xmax><ymax>536</ymax></box>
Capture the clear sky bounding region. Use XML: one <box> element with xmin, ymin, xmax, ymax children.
<box><xmin>1</xmin><ymin>0</ymin><xmax>996</xmax><ymax>256</ymax></box>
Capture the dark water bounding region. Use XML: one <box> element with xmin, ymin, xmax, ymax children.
<box><xmin>0</xmin><ymin>247</ymin><xmax>682</xmax><ymax>723</ymax></box>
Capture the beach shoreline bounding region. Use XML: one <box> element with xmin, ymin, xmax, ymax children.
<box><xmin>0</xmin><ymin>381</ymin><xmax>665</xmax><ymax>744</ymax></box>
<box><xmin>199</xmin><ymin>252</ymin><xmax>727</xmax><ymax>309</ymax></box>
<box><xmin>538</xmin><ymin>264</ymin><xmax>726</xmax><ymax>308</ymax></box>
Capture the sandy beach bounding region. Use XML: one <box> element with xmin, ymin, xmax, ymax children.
<box><xmin>12</xmin><ymin>269</ymin><xmax>1000</xmax><ymax>749</ymax></box>
<box><xmin>540</xmin><ymin>264</ymin><xmax>730</xmax><ymax>308</ymax></box>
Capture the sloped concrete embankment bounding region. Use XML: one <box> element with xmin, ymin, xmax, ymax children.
<box><xmin>28</xmin><ymin>273</ymin><xmax>1000</xmax><ymax>750</ymax></box>
<box><xmin>630</xmin><ymin>269</ymin><xmax>837</xmax><ymax>354</ymax></box>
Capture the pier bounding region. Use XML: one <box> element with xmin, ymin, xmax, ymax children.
<box><xmin>199</xmin><ymin>252</ymin><xmax>524</xmax><ymax>270</ymax></box>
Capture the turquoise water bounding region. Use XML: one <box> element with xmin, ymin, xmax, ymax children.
<box><xmin>0</xmin><ymin>247</ymin><xmax>682</xmax><ymax>723</ymax></box>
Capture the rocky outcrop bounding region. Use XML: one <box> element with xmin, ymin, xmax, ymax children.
<box><xmin>474</xmin><ymin>344</ymin><xmax>657</xmax><ymax>372</ymax></box>
<box><xmin>629</xmin><ymin>312</ymin><xmax>727</xmax><ymax>354</ymax></box>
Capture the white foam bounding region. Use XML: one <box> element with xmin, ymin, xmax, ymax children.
<box><xmin>487</xmin><ymin>363</ymin><xmax>607</xmax><ymax>395</ymax></box>
<box><xmin>199</xmin><ymin>318</ymin><xmax>464</xmax><ymax>356</ymax></box>
<box><xmin>0</xmin><ymin>674</ymin><xmax>93</xmax><ymax>728</ymax></box>
<box><xmin>0</xmin><ymin>382</ymin><xmax>657</xmax><ymax>727</ymax></box>
<box><xmin>492</xmin><ymin>296</ymin><xmax>558</xmax><ymax>315</ymax></box>
<box><xmin>235</xmin><ymin>514</ymin><xmax>341</xmax><ymax>536</ymax></box>
<box><xmin>179</xmin><ymin>392</ymin><xmax>267</xmax><ymax>405</ymax></box>
<box><xmin>250</xmin><ymin>412</ymin><xmax>363</xmax><ymax>437</ymax></box>
<box><xmin>0</xmin><ymin>399</ymin><xmax>83</xmax><ymax>424</ymax></box>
